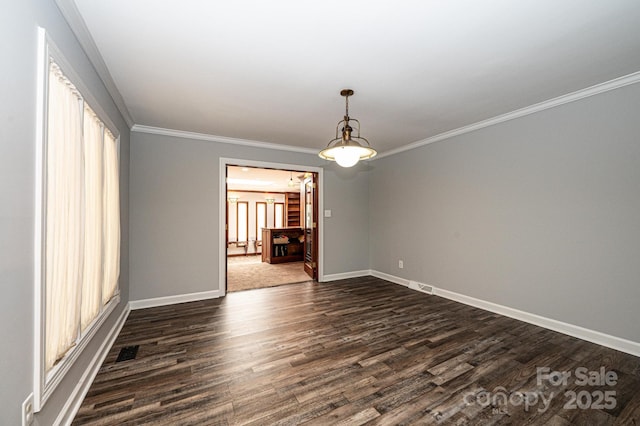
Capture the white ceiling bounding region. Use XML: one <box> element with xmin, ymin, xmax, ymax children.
<box><xmin>71</xmin><ymin>0</ymin><xmax>640</xmax><ymax>154</ymax></box>
<box><xmin>227</xmin><ymin>166</ymin><xmax>307</xmax><ymax>192</ymax></box>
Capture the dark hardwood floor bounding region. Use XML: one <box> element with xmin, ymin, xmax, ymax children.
<box><xmin>73</xmin><ymin>277</ymin><xmax>640</xmax><ymax>425</ymax></box>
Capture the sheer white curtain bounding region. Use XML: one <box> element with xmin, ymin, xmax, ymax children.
<box><xmin>44</xmin><ymin>60</ymin><xmax>121</xmax><ymax>374</ymax></box>
<box><xmin>45</xmin><ymin>62</ymin><xmax>84</xmax><ymax>371</ymax></box>
<box><xmin>80</xmin><ymin>105</ymin><xmax>103</xmax><ymax>330</ymax></box>
<box><xmin>102</xmin><ymin>130</ymin><xmax>120</xmax><ymax>304</ymax></box>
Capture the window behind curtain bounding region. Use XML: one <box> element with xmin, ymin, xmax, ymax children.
<box><xmin>256</xmin><ymin>202</ymin><xmax>266</xmax><ymax>241</ymax></box>
<box><xmin>275</xmin><ymin>203</ymin><xmax>284</xmax><ymax>228</ymax></box>
<box><xmin>237</xmin><ymin>202</ymin><xmax>248</xmax><ymax>242</ymax></box>
<box><xmin>103</xmin><ymin>129</ymin><xmax>120</xmax><ymax>304</ymax></box>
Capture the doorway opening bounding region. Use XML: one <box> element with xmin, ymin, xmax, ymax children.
<box><xmin>221</xmin><ymin>159</ymin><xmax>322</xmax><ymax>293</ymax></box>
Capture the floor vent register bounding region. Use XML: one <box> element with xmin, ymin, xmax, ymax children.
<box><xmin>115</xmin><ymin>345</ymin><xmax>140</xmax><ymax>362</ymax></box>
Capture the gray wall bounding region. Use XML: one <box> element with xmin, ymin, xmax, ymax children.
<box><xmin>129</xmin><ymin>132</ymin><xmax>369</xmax><ymax>301</ymax></box>
<box><xmin>0</xmin><ymin>0</ymin><xmax>130</xmax><ymax>424</ymax></box>
<box><xmin>3</xmin><ymin>2</ymin><xmax>637</xmax><ymax>423</ymax></box>
<box><xmin>323</xmin><ymin>164</ymin><xmax>370</xmax><ymax>274</ymax></box>
<box><xmin>370</xmin><ymin>83</ymin><xmax>640</xmax><ymax>342</ymax></box>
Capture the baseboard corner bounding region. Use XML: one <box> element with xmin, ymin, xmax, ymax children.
<box><xmin>370</xmin><ymin>270</ymin><xmax>410</xmax><ymax>287</ymax></box>
<box><xmin>129</xmin><ymin>289</ymin><xmax>224</xmax><ymax>310</ymax></box>
<box><xmin>322</xmin><ymin>270</ymin><xmax>371</xmax><ymax>282</ymax></box>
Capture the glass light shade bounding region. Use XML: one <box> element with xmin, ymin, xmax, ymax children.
<box><xmin>334</xmin><ymin>146</ymin><xmax>361</xmax><ymax>167</ymax></box>
<box><xmin>319</xmin><ymin>143</ymin><xmax>377</xmax><ymax>168</ymax></box>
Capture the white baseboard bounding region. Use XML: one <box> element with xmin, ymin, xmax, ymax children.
<box><xmin>370</xmin><ymin>270</ymin><xmax>410</xmax><ymax>287</ymax></box>
<box><xmin>48</xmin><ymin>272</ymin><xmax>640</xmax><ymax>425</ymax></box>
<box><xmin>370</xmin><ymin>270</ymin><xmax>640</xmax><ymax>357</ymax></box>
<box><xmin>322</xmin><ymin>270</ymin><xmax>371</xmax><ymax>282</ymax></box>
<box><xmin>55</xmin><ymin>304</ymin><xmax>130</xmax><ymax>426</ymax></box>
<box><xmin>129</xmin><ymin>289</ymin><xmax>224</xmax><ymax>310</ymax></box>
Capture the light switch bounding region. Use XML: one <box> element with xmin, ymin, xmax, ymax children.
<box><xmin>324</xmin><ymin>210</ymin><xmax>332</xmax><ymax>217</ymax></box>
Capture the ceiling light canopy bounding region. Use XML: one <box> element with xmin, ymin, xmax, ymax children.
<box><xmin>319</xmin><ymin>89</ymin><xmax>376</xmax><ymax>168</ymax></box>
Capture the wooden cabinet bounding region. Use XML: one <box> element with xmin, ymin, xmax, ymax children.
<box><xmin>262</xmin><ymin>227</ymin><xmax>304</xmax><ymax>264</ymax></box>
<box><xmin>285</xmin><ymin>192</ymin><xmax>300</xmax><ymax>227</ymax></box>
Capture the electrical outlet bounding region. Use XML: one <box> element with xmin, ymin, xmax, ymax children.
<box><xmin>398</xmin><ymin>260</ymin><xmax>404</xmax><ymax>269</ymax></box>
<box><xmin>22</xmin><ymin>393</ymin><xmax>34</xmax><ymax>426</ymax></box>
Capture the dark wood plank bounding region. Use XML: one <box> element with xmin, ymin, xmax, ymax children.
<box><xmin>73</xmin><ymin>277</ymin><xmax>640</xmax><ymax>425</ymax></box>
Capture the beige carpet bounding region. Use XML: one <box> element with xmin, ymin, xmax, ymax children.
<box><xmin>227</xmin><ymin>255</ymin><xmax>313</xmax><ymax>292</ymax></box>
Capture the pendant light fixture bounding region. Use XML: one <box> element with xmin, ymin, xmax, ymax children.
<box><xmin>319</xmin><ymin>89</ymin><xmax>376</xmax><ymax>167</ymax></box>
<box><xmin>287</xmin><ymin>172</ymin><xmax>296</xmax><ymax>187</ymax></box>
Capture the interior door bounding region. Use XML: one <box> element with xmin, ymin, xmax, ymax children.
<box><xmin>303</xmin><ymin>173</ymin><xmax>318</xmax><ymax>279</ymax></box>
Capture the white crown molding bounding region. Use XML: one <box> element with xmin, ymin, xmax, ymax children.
<box><xmin>132</xmin><ymin>124</ymin><xmax>319</xmax><ymax>155</ymax></box>
<box><xmin>50</xmin><ymin>0</ymin><xmax>640</xmax><ymax>158</ymax></box>
<box><xmin>54</xmin><ymin>0</ymin><xmax>135</xmax><ymax>128</ymax></box>
<box><xmin>371</xmin><ymin>270</ymin><xmax>640</xmax><ymax>357</ymax></box>
<box><xmin>133</xmin><ymin>70</ymin><xmax>640</xmax><ymax>159</ymax></box>
<box><xmin>376</xmin><ymin>70</ymin><xmax>640</xmax><ymax>160</ymax></box>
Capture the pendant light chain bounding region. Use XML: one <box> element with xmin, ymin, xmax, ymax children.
<box><xmin>345</xmin><ymin>93</ymin><xmax>350</xmax><ymax>119</ymax></box>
